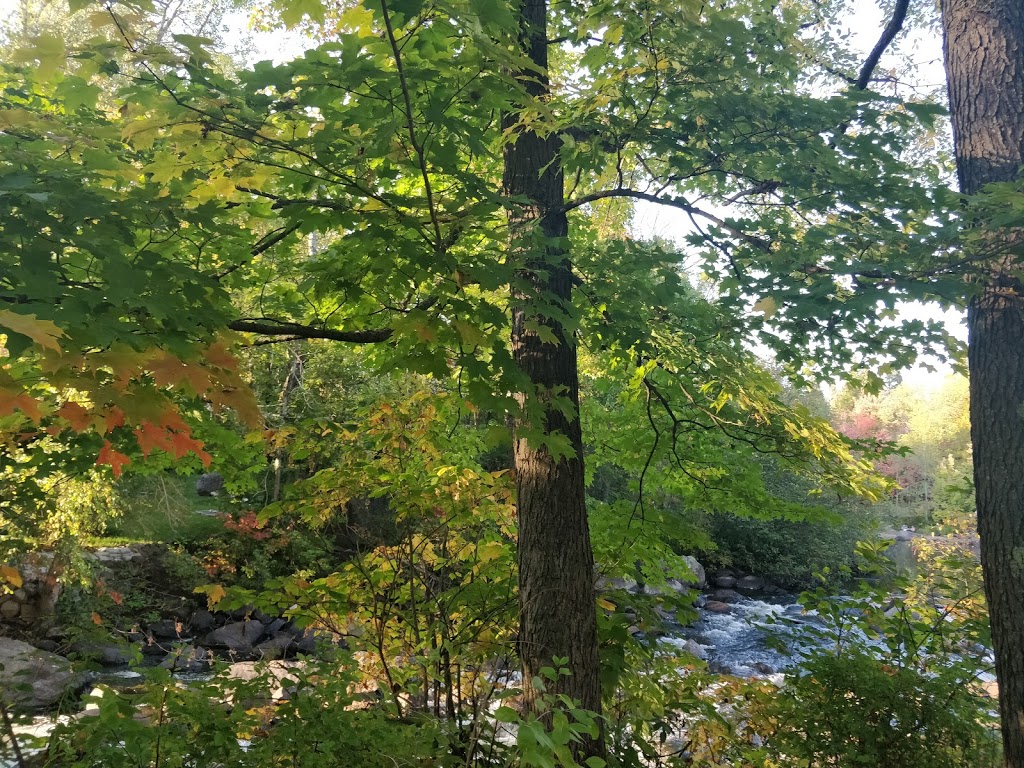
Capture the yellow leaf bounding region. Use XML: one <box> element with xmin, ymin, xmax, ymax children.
<box><xmin>0</xmin><ymin>309</ymin><xmax>65</xmax><ymax>351</ymax></box>
<box><xmin>752</xmin><ymin>296</ymin><xmax>778</xmax><ymax>319</ymax></box>
<box><xmin>0</xmin><ymin>566</ymin><xmax>22</xmax><ymax>589</ymax></box>
<box><xmin>205</xmin><ymin>584</ymin><xmax>226</xmax><ymax>607</ymax></box>
<box><xmin>477</xmin><ymin>541</ymin><xmax>505</xmax><ymax>564</ymax></box>
<box><xmin>597</xmin><ymin>597</ymin><xmax>616</xmax><ymax>611</ymax></box>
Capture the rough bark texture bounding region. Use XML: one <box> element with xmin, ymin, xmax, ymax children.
<box><xmin>941</xmin><ymin>0</ymin><xmax>1024</xmax><ymax>763</ymax></box>
<box><xmin>502</xmin><ymin>0</ymin><xmax>603</xmax><ymax>749</ymax></box>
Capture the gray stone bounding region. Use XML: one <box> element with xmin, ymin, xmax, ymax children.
<box><xmin>0</xmin><ymin>598</ymin><xmax>20</xmax><ymax>619</ymax></box>
<box><xmin>190</xmin><ymin>610</ymin><xmax>217</xmax><ymax>633</ymax></box>
<box><xmin>256</xmin><ymin>633</ymin><xmax>294</xmax><ymax>660</ymax></box>
<box><xmin>294</xmin><ymin>627</ymin><xmax>335</xmax><ymax>655</ymax></box>
<box><xmin>266</xmin><ymin>618</ymin><xmax>288</xmax><ymax>635</ymax></box>
<box><xmin>704</xmin><ymin>600</ymin><xmax>731</xmax><ymax>614</ymax></box>
<box><xmin>710</xmin><ymin>588</ymin><xmax>741</xmax><ymax>603</ymax></box>
<box><xmin>681</xmin><ymin>556</ymin><xmax>706</xmax><ymax>590</ymax></box>
<box><xmin>0</xmin><ymin>637</ymin><xmax>87</xmax><ymax>710</ymax></box>
<box><xmin>71</xmin><ymin>642</ymin><xmax>133</xmax><ymax>666</ymax></box>
<box><xmin>714</xmin><ymin>575</ymin><xmax>737</xmax><ymax>589</ymax></box>
<box><xmin>159</xmin><ymin>645</ymin><xmax>209</xmax><ymax>674</ymax></box>
<box><xmin>205</xmin><ymin>620</ymin><xmax>266</xmax><ymax>653</ymax></box>
<box><xmin>680</xmin><ymin>639</ymin><xmax>708</xmax><ymax>660</ymax></box>
<box><xmin>196</xmin><ymin>472</ymin><xmax>225</xmax><ymax>496</ymax></box>
<box><xmin>148</xmin><ymin>619</ymin><xmax>183</xmax><ymax>640</ymax></box>
<box><xmin>735</xmin><ymin>575</ymin><xmax>765</xmax><ymax>596</ymax></box>
<box><xmin>90</xmin><ymin>546</ymin><xmax>141</xmax><ymax>563</ymax></box>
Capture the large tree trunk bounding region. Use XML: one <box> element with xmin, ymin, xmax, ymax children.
<box><xmin>503</xmin><ymin>0</ymin><xmax>603</xmax><ymax>750</ymax></box>
<box><xmin>940</xmin><ymin>1</ymin><xmax>1024</xmax><ymax>763</ymax></box>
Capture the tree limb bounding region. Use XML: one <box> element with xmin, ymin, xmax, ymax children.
<box><xmin>228</xmin><ymin>318</ymin><xmax>394</xmax><ymax>343</ymax></box>
<box><xmin>563</xmin><ymin>188</ymin><xmax>772</xmax><ymax>252</ymax></box>
<box><xmin>855</xmin><ymin>0</ymin><xmax>911</xmax><ymax>90</ymax></box>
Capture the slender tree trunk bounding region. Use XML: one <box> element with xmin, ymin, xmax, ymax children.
<box><xmin>503</xmin><ymin>0</ymin><xmax>603</xmax><ymax>751</ymax></box>
<box><xmin>941</xmin><ymin>1</ymin><xmax>1024</xmax><ymax>763</ymax></box>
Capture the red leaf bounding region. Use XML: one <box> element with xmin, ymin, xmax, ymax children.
<box><xmin>57</xmin><ymin>401</ymin><xmax>93</xmax><ymax>432</ymax></box>
<box><xmin>96</xmin><ymin>440</ymin><xmax>131</xmax><ymax>477</ymax></box>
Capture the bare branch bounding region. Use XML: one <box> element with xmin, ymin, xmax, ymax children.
<box><xmin>563</xmin><ymin>188</ymin><xmax>772</xmax><ymax>252</ymax></box>
<box><xmin>855</xmin><ymin>0</ymin><xmax>911</xmax><ymax>90</ymax></box>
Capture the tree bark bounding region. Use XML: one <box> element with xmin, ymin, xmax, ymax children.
<box><xmin>941</xmin><ymin>0</ymin><xmax>1024</xmax><ymax>763</ymax></box>
<box><xmin>503</xmin><ymin>0</ymin><xmax>603</xmax><ymax>752</ymax></box>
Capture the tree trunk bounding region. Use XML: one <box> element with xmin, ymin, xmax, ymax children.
<box><xmin>941</xmin><ymin>1</ymin><xmax>1024</xmax><ymax>763</ymax></box>
<box><xmin>503</xmin><ymin>0</ymin><xmax>603</xmax><ymax>751</ymax></box>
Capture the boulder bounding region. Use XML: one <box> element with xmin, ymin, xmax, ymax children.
<box><xmin>148</xmin><ymin>619</ymin><xmax>184</xmax><ymax>640</ymax></box>
<box><xmin>704</xmin><ymin>600</ymin><xmax>732</xmax><ymax>614</ymax></box>
<box><xmin>205</xmin><ymin>620</ymin><xmax>266</xmax><ymax>654</ymax></box>
<box><xmin>190</xmin><ymin>609</ymin><xmax>218</xmax><ymax>633</ymax></box>
<box><xmin>265</xmin><ymin>618</ymin><xmax>289</xmax><ymax>635</ymax></box>
<box><xmin>70</xmin><ymin>642</ymin><xmax>133</xmax><ymax>667</ymax></box>
<box><xmin>0</xmin><ymin>637</ymin><xmax>87</xmax><ymax>710</ymax></box>
<box><xmin>681</xmin><ymin>556</ymin><xmax>706</xmax><ymax>590</ymax></box>
<box><xmin>735</xmin><ymin>575</ymin><xmax>766</xmax><ymax>596</ymax></box>
<box><xmin>256</xmin><ymin>633</ymin><xmax>295</xmax><ymax>660</ymax></box>
<box><xmin>226</xmin><ymin>660</ymin><xmax>305</xmax><ymax>707</ymax></box>
<box><xmin>294</xmin><ymin>627</ymin><xmax>337</xmax><ymax>655</ymax></box>
<box><xmin>680</xmin><ymin>639</ymin><xmax>708</xmax><ymax>660</ymax></box>
<box><xmin>141</xmin><ymin>635</ymin><xmax>170</xmax><ymax>656</ymax></box>
<box><xmin>159</xmin><ymin>645</ymin><xmax>209</xmax><ymax>674</ymax></box>
<box><xmin>0</xmin><ymin>598</ymin><xmax>20</xmax><ymax>619</ymax></box>
<box><xmin>710</xmin><ymin>588</ymin><xmax>741</xmax><ymax>603</ymax></box>
<box><xmin>195</xmin><ymin>472</ymin><xmax>225</xmax><ymax>497</ymax></box>
<box><xmin>714</xmin><ymin>575</ymin><xmax>737</xmax><ymax>589</ymax></box>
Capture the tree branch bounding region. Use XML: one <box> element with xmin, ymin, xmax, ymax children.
<box><xmin>855</xmin><ymin>0</ymin><xmax>911</xmax><ymax>90</ymax></box>
<box><xmin>563</xmin><ymin>188</ymin><xmax>772</xmax><ymax>252</ymax></box>
<box><xmin>228</xmin><ymin>318</ymin><xmax>394</xmax><ymax>343</ymax></box>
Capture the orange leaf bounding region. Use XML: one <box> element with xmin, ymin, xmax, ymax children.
<box><xmin>108</xmin><ymin>590</ymin><xmax>123</xmax><ymax>606</ymax></box>
<box><xmin>0</xmin><ymin>565</ymin><xmax>22</xmax><ymax>589</ymax></box>
<box><xmin>96</xmin><ymin>440</ymin><xmax>131</xmax><ymax>478</ymax></box>
<box><xmin>0</xmin><ymin>309</ymin><xmax>65</xmax><ymax>351</ymax></box>
<box><xmin>204</xmin><ymin>340</ymin><xmax>239</xmax><ymax>371</ymax></box>
<box><xmin>57</xmin><ymin>401</ymin><xmax>94</xmax><ymax>432</ymax></box>
<box><xmin>0</xmin><ymin>387</ymin><xmax>42</xmax><ymax>421</ymax></box>
<box><xmin>91</xmin><ymin>612</ymin><xmax>102</xmax><ymax>626</ymax></box>
<box><xmin>103</xmin><ymin>406</ymin><xmax>126</xmax><ymax>433</ymax></box>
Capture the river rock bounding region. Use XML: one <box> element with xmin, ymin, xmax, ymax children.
<box><xmin>682</xmin><ymin>556</ymin><xmax>706</xmax><ymax>589</ymax></box>
<box><xmin>190</xmin><ymin>609</ymin><xmax>218</xmax><ymax>633</ymax></box>
<box><xmin>680</xmin><ymin>639</ymin><xmax>708</xmax><ymax>660</ymax></box>
<box><xmin>71</xmin><ymin>642</ymin><xmax>133</xmax><ymax>666</ymax></box>
<box><xmin>159</xmin><ymin>645</ymin><xmax>209</xmax><ymax>674</ymax></box>
<box><xmin>148</xmin><ymin>619</ymin><xmax>184</xmax><ymax>640</ymax></box>
<box><xmin>714</xmin><ymin>575</ymin><xmax>737</xmax><ymax>589</ymax></box>
<box><xmin>195</xmin><ymin>472</ymin><xmax>225</xmax><ymax>497</ymax></box>
<box><xmin>735</xmin><ymin>575</ymin><xmax>765</xmax><ymax>596</ymax></box>
<box><xmin>205</xmin><ymin>620</ymin><xmax>266</xmax><ymax>653</ymax></box>
<box><xmin>704</xmin><ymin>600</ymin><xmax>732</xmax><ymax>614</ymax></box>
<box><xmin>710</xmin><ymin>588</ymin><xmax>741</xmax><ymax>603</ymax></box>
<box><xmin>256</xmin><ymin>633</ymin><xmax>295</xmax><ymax>660</ymax></box>
<box><xmin>0</xmin><ymin>637</ymin><xmax>87</xmax><ymax>710</ymax></box>
<box><xmin>294</xmin><ymin>627</ymin><xmax>336</xmax><ymax>655</ymax></box>
<box><xmin>227</xmin><ymin>660</ymin><xmax>305</xmax><ymax>707</ymax></box>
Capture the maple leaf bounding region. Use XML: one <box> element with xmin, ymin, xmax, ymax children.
<box><xmin>204</xmin><ymin>340</ymin><xmax>239</xmax><ymax>371</ymax></box>
<box><xmin>0</xmin><ymin>387</ymin><xmax>42</xmax><ymax>421</ymax></box>
<box><xmin>147</xmin><ymin>350</ymin><xmax>213</xmax><ymax>395</ymax></box>
<box><xmin>57</xmin><ymin>401</ymin><xmax>94</xmax><ymax>432</ymax></box>
<box><xmin>96</xmin><ymin>440</ymin><xmax>131</xmax><ymax>477</ymax></box>
<box><xmin>0</xmin><ymin>309</ymin><xmax>65</xmax><ymax>351</ymax></box>
<box><xmin>103</xmin><ymin>406</ymin><xmax>126</xmax><ymax>433</ymax></box>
